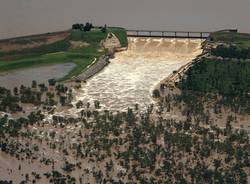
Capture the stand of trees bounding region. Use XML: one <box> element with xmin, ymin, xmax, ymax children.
<box><xmin>0</xmin><ymin>81</ymin><xmax>73</xmax><ymax>113</ymax></box>
<box><xmin>179</xmin><ymin>58</ymin><xmax>250</xmax><ymax>96</ymax></box>
<box><xmin>211</xmin><ymin>44</ymin><xmax>250</xmax><ymax>59</ymax></box>
<box><xmin>0</xmin><ymin>104</ymin><xmax>249</xmax><ymax>183</ymax></box>
<box><xmin>178</xmin><ymin>57</ymin><xmax>250</xmax><ymax>114</ymax></box>
<box><xmin>72</xmin><ymin>22</ymin><xmax>107</xmax><ymax>33</ymax></box>
<box><xmin>72</xmin><ymin>22</ymin><xmax>93</xmax><ymax>32</ymax></box>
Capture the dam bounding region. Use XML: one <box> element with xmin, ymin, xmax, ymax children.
<box><xmin>75</xmin><ymin>37</ymin><xmax>204</xmax><ymax>111</ymax></box>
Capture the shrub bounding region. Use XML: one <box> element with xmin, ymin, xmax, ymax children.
<box><xmin>152</xmin><ymin>89</ymin><xmax>160</xmax><ymax>98</ymax></box>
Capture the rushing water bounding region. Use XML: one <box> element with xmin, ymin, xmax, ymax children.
<box><xmin>75</xmin><ymin>37</ymin><xmax>203</xmax><ymax>111</ymax></box>
<box><xmin>0</xmin><ymin>63</ymin><xmax>76</xmax><ymax>89</ymax></box>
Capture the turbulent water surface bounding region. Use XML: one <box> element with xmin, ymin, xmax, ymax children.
<box><xmin>76</xmin><ymin>37</ymin><xmax>203</xmax><ymax>110</ymax></box>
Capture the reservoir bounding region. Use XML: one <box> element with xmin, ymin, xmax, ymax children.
<box><xmin>1</xmin><ymin>0</ymin><xmax>250</xmax><ymax>39</ymax></box>
<box><xmin>0</xmin><ymin>63</ymin><xmax>75</xmax><ymax>89</ymax></box>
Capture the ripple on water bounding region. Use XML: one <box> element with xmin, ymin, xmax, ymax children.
<box><xmin>75</xmin><ymin>38</ymin><xmax>204</xmax><ymax>111</ymax></box>
<box><xmin>0</xmin><ymin>63</ymin><xmax>76</xmax><ymax>89</ymax></box>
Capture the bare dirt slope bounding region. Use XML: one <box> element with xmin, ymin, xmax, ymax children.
<box><xmin>0</xmin><ymin>31</ymin><xmax>70</xmax><ymax>52</ymax></box>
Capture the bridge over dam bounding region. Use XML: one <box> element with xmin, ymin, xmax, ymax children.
<box><xmin>126</xmin><ymin>30</ymin><xmax>211</xmax><ymax>39</ymax></box>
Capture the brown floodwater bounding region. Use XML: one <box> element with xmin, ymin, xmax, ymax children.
<box><xmin>0</xmin><ymin>63</ymin><xmax>76</xmax><ymax>89</ymax></box>
<box><xmin>75</xmin><ymin>37</ymin><xmax>204</xmax><ymax>111</ymax></box>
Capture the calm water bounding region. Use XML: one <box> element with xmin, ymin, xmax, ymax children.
<box><xmin>0</xmin><ymin>63</ymin><xmax>75</xmax><ymax>89</ymax></box>
<box><xmin>75</xmin><ymin>37</ymin><xmax>203</xmax><ymax>111</ymax></box>
<box><xmin>1</xmin><ymin>0</ymin><xmax>250</xmax><ymax>39</ymax></box>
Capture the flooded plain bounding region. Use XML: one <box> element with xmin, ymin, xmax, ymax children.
<box><xmin>0</xmin><ymin>63</ymin><xmax>76</xmax><ymax>89</ymax></box>
<box><xmin>76</xmin><ymin>37</ymin><xmax>204</xmax><ymax>111</ymax></box>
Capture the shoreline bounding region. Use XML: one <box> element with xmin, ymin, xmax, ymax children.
<box><xmin>74</xmin><ymin>47</ymin><xmax>128</xmax><ymax>82</ymax></box>
<box><xmin>153</xmin><ymin>41</ymin><xmax>208</xmax><ymax>92</ymax></box>
<box><xmin>69</xmin><ymin>32</ymin><xmax>128</xmax><ymax>82</ymax></box>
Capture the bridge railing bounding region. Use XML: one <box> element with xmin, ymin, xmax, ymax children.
<box><xmin>126</xmin><ymin>30</ymin><xmax>211</xmax><ymax>39</ymax></box>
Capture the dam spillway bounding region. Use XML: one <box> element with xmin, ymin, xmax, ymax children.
<box><xmin>75</xmin><ymin>37</ymin><xmax>204</xmax><ymax>111</ymax></box>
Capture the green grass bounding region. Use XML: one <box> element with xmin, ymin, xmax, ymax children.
<box><xmin>0</xmin><ymin>27</ymin><xmax>128</xmax><ymax>80</ymax></box>
<box><xmin>238</xmin><ymin>40</ymin><xmax>250</xmax><ymax>48</ymax></box>
<box><xmin>0</xmin><ymin>27</ymin><xmax>128</xmax><ymax>81</ymax></box>
<box><xmin>0</xmin><ymin>52</ymin><xmax>69</xmax><ymax>71</ymax></box>
<box><xmin>109</xmin><ymin>27</ymin><xmax>128</xmax><ymax>47</ymax></box>
<box><xmin>210</xmin><ymin>32</ymin><xmax>250</xmax><ymax>48</ymax></box>
<box><xmin>70</xmin><ymin>28</ymin><xmax>108</xmax><ymax>43</ymax></box>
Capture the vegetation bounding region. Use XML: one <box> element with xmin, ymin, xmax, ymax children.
<box><xmin>152</xmin><ymin>89</ymin><xmax>161</xmax><ymax>98</ymax></box>
<box><xmin>0</xmin><ymin>26</ymin><xmax>128</xmax><ymax>81</ymax></box>
<box><xmin>0</xmin><ymin>93</ymin><xmax>249</xmax><ymax>183</ymax></box>
<box><xmin>72</xmin><ymin>22</ymin><xmax>93</xmax><ymax>31</ymax></box>
<box><xmin>208</xmin><ymin>32</ymin><xmax>250</xmax><ymax>59</ymax></box>
<box><xmin>210</xmin><ymin>31</ymin><xmax>250</xmax><ymax>47</ymax></box>
<box><xmin>179</xmin><ymin>58</ymin><xmax>250</xmax><ymax>96</ymax></box>
<box><xmin>108</xmin><ymin>27</ymin><xmax>128</xmax><ymax>47</ymax></box>
<box><xmin>178</xmin><ymin>31</ymin><xmax>250</xmax><ymax>114</ymax></box>
<box><xmin>0</xmin><ymin>30</ymin><xmax>249</xmax><ymax>183</ymax></box>
<box><xmin>0</xmin><ymin>81</ymin><xmax>72</xmax><ymax>115</ymax></box>
<box><xmin>211</xmin><ymin>45</ymin><xmax>250</xmax><ymax>59</ymax></box>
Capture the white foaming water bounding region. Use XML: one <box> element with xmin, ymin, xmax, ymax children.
<box><xmin>75</xmin><ymin>37</ymin><xmax>204</xmax><ymax>111</ymax></box>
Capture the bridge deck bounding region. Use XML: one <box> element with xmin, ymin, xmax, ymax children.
<box><xmin>126</xmin><ymin>30</ymin><xmax>211</xmax><ymax>39</ymax></box>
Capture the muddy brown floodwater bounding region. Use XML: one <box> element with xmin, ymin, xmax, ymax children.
<box><xmin>0</xmin><ymin>63</ymin><xmax>76</xmax><ymax>89</ymax></box>
<box><xmin>75</xmin><ymin>37</ymin><xmax>204</xmax><ymax>111</ymax></box>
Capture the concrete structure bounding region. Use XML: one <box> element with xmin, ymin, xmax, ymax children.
<box><xmin>127</xmin><ymin>30</ymin><xmax>211</xmax><ymax>39</ymax></box>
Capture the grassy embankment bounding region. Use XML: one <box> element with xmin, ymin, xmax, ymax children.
<box><xmin>0</xmin><ymin>27</ymin><xmax>128</xmax><ymax>81</ymax></box>
<box><xmin>179</xmin><ymin>31</ymin><xmax>250</xmax><ymax>96</ymax></box>
<box><xmin>108</xmin><ymin>27</ymin><xmax>128</xmax><ymax>47</ymax></box>
<box><xmin>210</xmin><ymin>31</ymin><xmax>250</xmax><ymax>48</ymax></box>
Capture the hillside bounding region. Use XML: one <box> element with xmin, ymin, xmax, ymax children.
<box><xmin>0</xmin><ymin>27</ymin><xmax>128</xmax><ymax>81</ymax></box>
<box><xmin>177</xmin><ymin>32</ymin><xmax>250</xmax><ymax>113</ymax></box>
<box><xmin>153</xmin><ymin>31</ymin><xmax>250</xmax><ymax>137</ymax></box>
